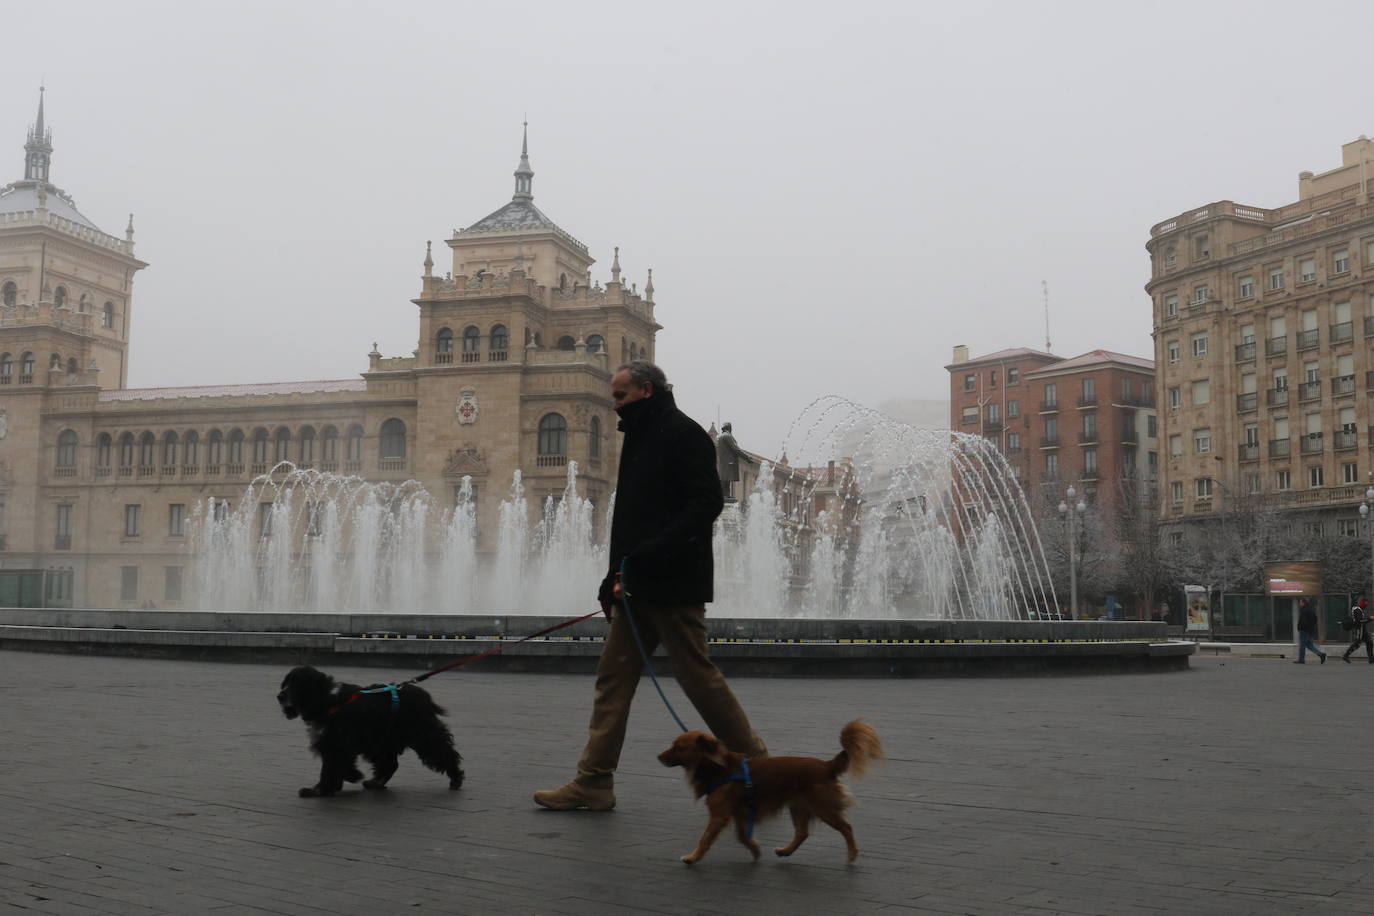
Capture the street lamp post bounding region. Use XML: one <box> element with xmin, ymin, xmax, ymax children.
<box><xmin>1358</xmin><ymin>486</ymin><xmax>1374</xmax><ymax>598</ymax></box>
<box><xmin>1059</xmin><ymin>485</ymin><xmax>1087</xmax><ymax>620</ymax></box>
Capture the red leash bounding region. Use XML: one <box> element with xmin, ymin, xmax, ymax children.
<box><xmin>406</xmin><ymin>610</ymin><xmax>602</xmax><ymax>684</ymax></box>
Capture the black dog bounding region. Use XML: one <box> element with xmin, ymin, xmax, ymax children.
<box><xmin>277</xmin><ymin>666</ymin><xmax>465</xmax><ymax>798</ymax></box>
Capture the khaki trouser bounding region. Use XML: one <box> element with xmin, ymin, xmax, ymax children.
<box><xmin>575</xmin><ymin>602</ymin><xmax>767</xmax><ymax>787</ymax></box>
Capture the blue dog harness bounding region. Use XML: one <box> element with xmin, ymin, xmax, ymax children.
<box><xmin>328</xmin><ymin>683</ymin><xmax>401</xmax><ymax>717</ymax></box>
<box><xmin>706</xmin><ymin>758</ymin><xmax>758</xmax><ymax>839</ymax></box>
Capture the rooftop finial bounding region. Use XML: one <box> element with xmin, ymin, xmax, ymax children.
<box><xmin>126</xmin><ymin>213</ymin><xmax>135</xmax><ymax>241</ymax></box>
<box><xmin>23</xmin><ymin>85</ymin><xmax>53</xmax><ymax>183</ymax></box>
<box><xmin>610</xmin><ymin>246</ymin><xmax>621</xmax><ymax>283</ymax></box>
<box><xmin>513</xmin><ymin>120</ymin><xmax>534</xmax><ymax>199</ymax></box>
<box><xmin>423</xmin><ymin>240</ymin><xmax>433</xmax><ymax>276</ymax></box>
<box><xmin>645</xmin><ymin>268</ymin><xmax>654</xmax><ymax>301</ymax></box>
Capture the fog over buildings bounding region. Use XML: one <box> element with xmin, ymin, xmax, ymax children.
<box><xmin>4</xmin><ymin>0</ymin><xmax>1372</xmax><ymax>454</ymax></box>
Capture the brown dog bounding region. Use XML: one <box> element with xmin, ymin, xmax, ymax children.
<box><xmin>658</xmin><ymin>720</ymin><xmax>883</xmax><ymax>865</ymax></box>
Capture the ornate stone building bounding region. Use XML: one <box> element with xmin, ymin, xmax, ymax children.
<box><xmin>0</xmin><ymin>97</ymin><xmax>659</xmax><ymax>608</ymax></box>
<box><xmin>1147</xmin><ymin>138</ymin><xmax>1374</xmax><ymax>540</ymax></box>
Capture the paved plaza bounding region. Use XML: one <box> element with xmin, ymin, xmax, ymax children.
<box><xmin>3</xmin><ymin>649</ymin><xmax>1374</xmax><ymax>915</ymax></box>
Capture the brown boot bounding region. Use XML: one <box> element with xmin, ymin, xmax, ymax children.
<box><xmin>533</xmin><ymin>780</ymin><xmax>616</xmax><ymax>811</ymax></box>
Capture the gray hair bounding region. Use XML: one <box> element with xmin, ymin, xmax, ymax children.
<box><xmin>615</xmin><ymin>359</ymin><xmax>672</xmax><ymax>394</ymax></box>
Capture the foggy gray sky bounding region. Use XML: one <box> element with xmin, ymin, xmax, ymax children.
<box><xmin>5</xmin><ymin>0</ymin><xmax>1371</xmax><ymax>456</ymax></box>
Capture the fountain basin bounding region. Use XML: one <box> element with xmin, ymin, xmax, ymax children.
<box><xmin>0</xmin><ymin>609</ymin><xmax>1190</xmax><ymax>677</ymax></box>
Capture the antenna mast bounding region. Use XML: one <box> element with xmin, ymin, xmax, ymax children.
<box><xmin>1042</xmin><ymin>280</ymin><xmax>1051</xmax><ymax>351</ymax></box>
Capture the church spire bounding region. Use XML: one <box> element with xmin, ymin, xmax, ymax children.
<box><xmin>24</xmin><ymin>86</ymin><xmax>52</xmax><ymax>183</ymax></box>
<box><xmin>513</xmin><ymin>121</ymin><xmax>533</xmax><ymax>199</ymax></box>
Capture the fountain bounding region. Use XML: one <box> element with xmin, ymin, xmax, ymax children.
<box><xmin>0</xmin><ymin>400</ymin><xmax>1185</xmax><ymax>675</ymax></box>
<box><xmin>186</xmin><ymin>397</ymin><xmax>1058</xmax><ymax>620</ymax></box>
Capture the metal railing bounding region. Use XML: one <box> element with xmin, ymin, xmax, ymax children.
<box><xmin>1237</xmin><ymin>392</ymin><xmax>1258</xmax><ymax>412</ymax></box>
<box><xmin>1269</xmin><ymin>438</ymin><xmax>1291</xmax><ymax>458</ymax></box>
<box><xmin>1238</xmin><ymin>443</ymin><xmax>1259</xmax><ymax>461</ymax></box>
<box><xmin>1266</xmin><ymin>336</ymin><xmax>1287</xmax><ymax>356</ymax></box>
<box><xmin>1297</xmin><ymin>328</ymin><xmax>1320</xmax><ymax>350</ymax></box>
<box><xmin>1039</xmin><ymin>435</ymin><xmax>1060</xmax><ymax>448</ymax></box>
<box><xmin>1300</xmin><ymin>434</ymin><xmax>1324</xmax><ymax>455</ymax></box>
<box><xmin>1331</xmin><ymin>322</ymin><xmax>1354</xmax><ymax>344</ymax></box>
<box><xmin>1298</xmin><ymin>380</ymin><xmax>1322</xmax><ymax>401</ymax></box>
<box><xmin>1332</xmin><ymin>375</ymin><xmax>1356</xmax><ymax>396</ymax></box>
<box><xmin>1266</xmin><ymin>388</ymin><xmax>1289</xmax><ymax>407</ymax></box>
<box><xmin>1235</xmin><ymin>341</ymin><xmax>1257</xmax><ymax>362</ymax></box>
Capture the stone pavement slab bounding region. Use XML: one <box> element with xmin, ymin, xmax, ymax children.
<box><xmin>2</xmin><ymin>650</ymin><xmax>1374</xmax><ymax>914</ymax></box>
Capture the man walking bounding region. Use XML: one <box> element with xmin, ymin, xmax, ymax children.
<box><xmin>1294</xmin><ymin>598</ymin><xmax>1326</xmax><ymax>664</ymax></box>
<box><xmin>1343</xmin><ymin>598</ymin><xmax>1373</xmax><ymax>664</ymax></box>
<box><xmin>534</xmin><ymin>360</ymin><xmax>768</xmax><ymax>811</ymax></box>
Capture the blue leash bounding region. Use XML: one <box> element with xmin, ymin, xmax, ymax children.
<box><xmin>618</xmin><ymin>561</ymin><xmax>758</xmax><ymax>838</ymax></box>
<box><xmin>617</xmin><ymin>559</ymin><xmax>688</xmax><ymax>732</ymax></box>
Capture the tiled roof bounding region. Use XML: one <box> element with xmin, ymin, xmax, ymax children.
<box><xmin>949</xmin><ymin>347</ymin><xmax>1061</xmax><ymax>369</ymax></box>
<box><xmin>1030</xmin><ymin>349</ymin><xmax>1154</xmax><ymax>374</ymax></box>
<box><xmin>98</xmin><ymin>379</ymin><xmax>367</xmax><ymax>402</ymax></box>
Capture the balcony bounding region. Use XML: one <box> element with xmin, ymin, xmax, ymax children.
<box><xmin>1300</xmin><ymin>433</ymin><xmax>1324</xmax><ymax>455</ymax></box>
<box><xmin>1080</xmin><ymin>467</ymin><xmax>1100</xmax><ymax>482</ymax></box>
<box><xmin>54</xmin><ymin>534</ymin><xmax>71</xmax><ymax>550</ymax></box>
<box><xmin>225</xmin><ymin>463</ymin><xmax>245</xmax><ymax>476</ymax></box>
<box><xmin>1116</xmin><ymin>392</ymin><xmax>1156</xmax><ymax>408</ymax></box>
<box><xmin>1265</xmin><ymin>336</ymin><xmax>1287</xmax><ymax>357</ymax></box>
<box><xmin>1078</xmin><ymin>430</ymin><xmax>1098</xmax><ymax>444</ymax></box>
<box><xmin>1039</xmin><ymin>435</ymin><xmax>1060</xmax><ymax>448</ymax></box>
<box><xmin>434</xmin><ymin>351</ymin><xmax>453</xmax><ymax>364</ymax></box>
<box><xmin>1077</xmin><ymin>395</ymin><xmax>1098</xmax><ymax>408</ymax></box>
<box><xmin>1236</xmin><ymin>392</ymin><xmax>1258</xmax><ymax>412</ymax></box>
<box><xmin>488</xmin><ymin>349</ymin><xmax>508</xmax><ymax>363</ymax></box>
<box><xmin>137</xmin><ymin>466</ymin><xmax>155</xmax><ymax>478</ymax></box>
<box><xmin>461</xmin><ymin>351</ymin><xmax>481</xmax><ymax>364</ymax></box>
<box><xmin>53</xmin><ymin>466</ymin><xmax>76</xmax><ymax>478</ymax></box>
<box><xmin>1040</xmin><ymin>471</ymin><xmax>1060</xmax><ymax>482</ymax></box>
<box><xmin>536</xmin><ymin>454</ymin><xmax>568</xmax><ymax>468</ymax></box>
<box><xmin>1331</xmin><ymin>322</ymin><xmax>1354</xmax><ymax>344</ymax></box>
<box><xmin>1266</xmin><ymin>387</ymin><xmax>1289</xmax><ymax>407</ymax></box>
<box><xmin>1296</xmin><ymin>328</ymin><xmax>1320</xmax><ymax>350</ymax></box>
<box><xmin>1335</xmin><ymin>429</ymin><xmax>1359</xmax><ymax>450</ymax></box>
<box><xmin>982</xmin><ymin>421</ymin><xmax>1003</xmax><ymax>435</ymax></box>
<box><xmin>181</xmin><ymin>465</ymin><xmax>199</xmax><ymax>476</ymax></box>
<box><xmin>1269</xmin><ymin>438</ymin><xmax>1291</xmax><ymax>458</ymax></box>
<box><xmin>1298</xmin><ymin>380</ymin><xmax>1322</xmax><ymax>401</ymax></box>
<box><xmin>1235</xmin><ymin>341</ymin><xmax>1257</xmax><ymax>362</ymax></box>
<box><xmin>159</xmin><ymin>465</ymin><xmax>177</xmax><ymax>477</ymax></box>
<box><xmin>1121</xmin><ymin>427</ymin><xmax>1139</xmax><ymax>444</ymax></box>
<box><xmin>1039</xmin><ymin>400</ymin><xmax>1060</xmax><ymax>413</ymax></box>
<box><xmin>1332</xmin><ymin>375</ymin><xmax>1356</xmax><ymax>396</ymax></box>
<box><xmin>95</xmin><ymin>466</ymin><xmax>111</xmax><ymax>478</ymax></box>
<box><xmin>378</xmin><ymin>457</ymin><xmax>407</xmax><ymax>471</ymax></box>
<box><xmin>1366</xmin><ymin>315</ymin><xmax>1374</xmax><ymax>337</ymax></box>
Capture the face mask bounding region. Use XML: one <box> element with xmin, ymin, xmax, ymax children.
<box><xmin>615</xmin><ymin>397</ymin><xmax>652</xmax><ymax>422</ymax></box>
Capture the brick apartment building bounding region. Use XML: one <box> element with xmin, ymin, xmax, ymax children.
<box><xmin>946</xmin><ymin>345</ymin><xmax>1158</xmax><ymax>524</ymax></box>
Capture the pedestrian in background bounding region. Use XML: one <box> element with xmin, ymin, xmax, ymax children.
<box><xmin>1343</xmin><ymin>598</ymin><xmax>1373</xmax><ymax>664</ymax></box>
<box><xmin>1294</xmin><ymin>598</ymin><xmax>1326</xmax><ymax>664</ymax></box>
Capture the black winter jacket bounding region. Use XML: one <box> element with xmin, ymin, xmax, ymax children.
<box><xmin>597</xmin><ymin>390</ymin><xmax>725</xmax><ymax>606</ymax></box>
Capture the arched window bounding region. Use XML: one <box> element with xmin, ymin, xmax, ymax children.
<box><xmin>299</xmin><ymin>426</ymin><xmax>316</xmax><ymax>465</ymax></box>
<box><xmin>49</xmin><ymin>352</ymin><xmax>61</xmax><ymax>371</ymax></box>
<box><xmin>490</xmin><ymin>324</ymin><xmax>508</xmax><ymax>353</ymax></box>
<box><xmin>20</xmin><ymin>352</ymin><xmax>34</xmax><ymax>382</ymax></box>
<box><xmin>101</xmin><ymin>302</ymin><xmax>114</xmax><ymax>328</ymax></box>
<box><xmin>78</xmin><ymin>293</ymin><xmax>89</xmax><ymax>313</ymax></box>
<box><xmin>379</xmin><ymin>419</ymin><xmax>406</xmax><ymax>459</ymax></box>
<box><xmin>557</xmin><ymin>335</ymin><xmax>576</xmax><ymax>351</ymax></box>
<box><xmin>118</xmin><ymin>432</ymin><xmax>135</xmax><ymax>468</ymax></box>
<box><xmin>435</xmin><ymin>327</ymin><xmax>454</xmax><ymax>363</ymax></box>
<box><xmin>66</xmin><ymin>357</ymin><xmax>78</xmax><ymax>376</ymax></box>
<box><xmin>227</xmin><ymin>428</ymin><xmax>246</xmax><ymax>465</ymax></box>
<box><xmin>56</xmin><ymin>430</ymin><xmax>78</xmax><ymax>467</ymax></box>
<box><xmin>139</xmin><ymin>432</ymin><xmax>156</xmax><ymax>468</ymax></box>
<box><xmin>538</xmin><ymin>413</ymin><xmax>568</xmax><ymax>458</ymax></box>
<box><xmin>53</xmin><ymin>286</ymin><xmax>67</xmax><ymax>308</ymax></box>
<box><xmin>462</xmin><ymin>326</ymin><xmax>481</xmax><ymax>362</ymax></box>
<box><xmin>589</xmin><ymin>415</ymin><xmax>602</xmax><ymax>458</ymax></box>
<box><xmin>559</xmin><ymin>272</ymin><xmax>567</xmax><ymax>291</ymax></box>
<box><xmin>274</xmin><ymin>427</ymin><xmax>291</xmax><ymax>463</ymax></box>
<box><xmin>162</xmin><ymin>431</ymin><xmax>179</xmax><ymax>467</ymax></box>
<box><xmin>586</xmin><ymin>334</ymin><xmax>605</xmax><ymax>354</ymax></box>
<box><xmin>0</xmin><ymin>353</ymin><xmax>11</xmax><ymax>383</ymax></box>
<box><xmin>207</xmin><ymin>429</ymin><xmax>224</xmax><ymax>467</ymax></box>
<box><xmin>1</xmin><ymin>281</ymin><xmax>15</xmax><ymax>306</ymax></box>
<box><xmin>321</xmin><ymin>425</ymin><xmax>339</xmax><ymax>464</ymax></box>
<box><xmin>252</xmin><ymin>428</ymin><xmax>270</xmax><ymax>464</ymax></box>
<box><xmin>184</xmin><ymin>430</ymin><xmax>200</xmax><ymax>467</ymax></box>
<box><xmin>345</xmin><ymin>425</ymin><xmax>364</xmax><ymax>463</ymax></box>
<box><xmin>96</xmin><ymin>433</ymin><xmax>112</xmax><ymax>468</ymax></box>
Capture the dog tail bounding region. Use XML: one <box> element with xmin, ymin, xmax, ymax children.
<box><xmin>831</xmin><ymin>719</ymin><xmax>884</xmax><ymax>780</ymax></box>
